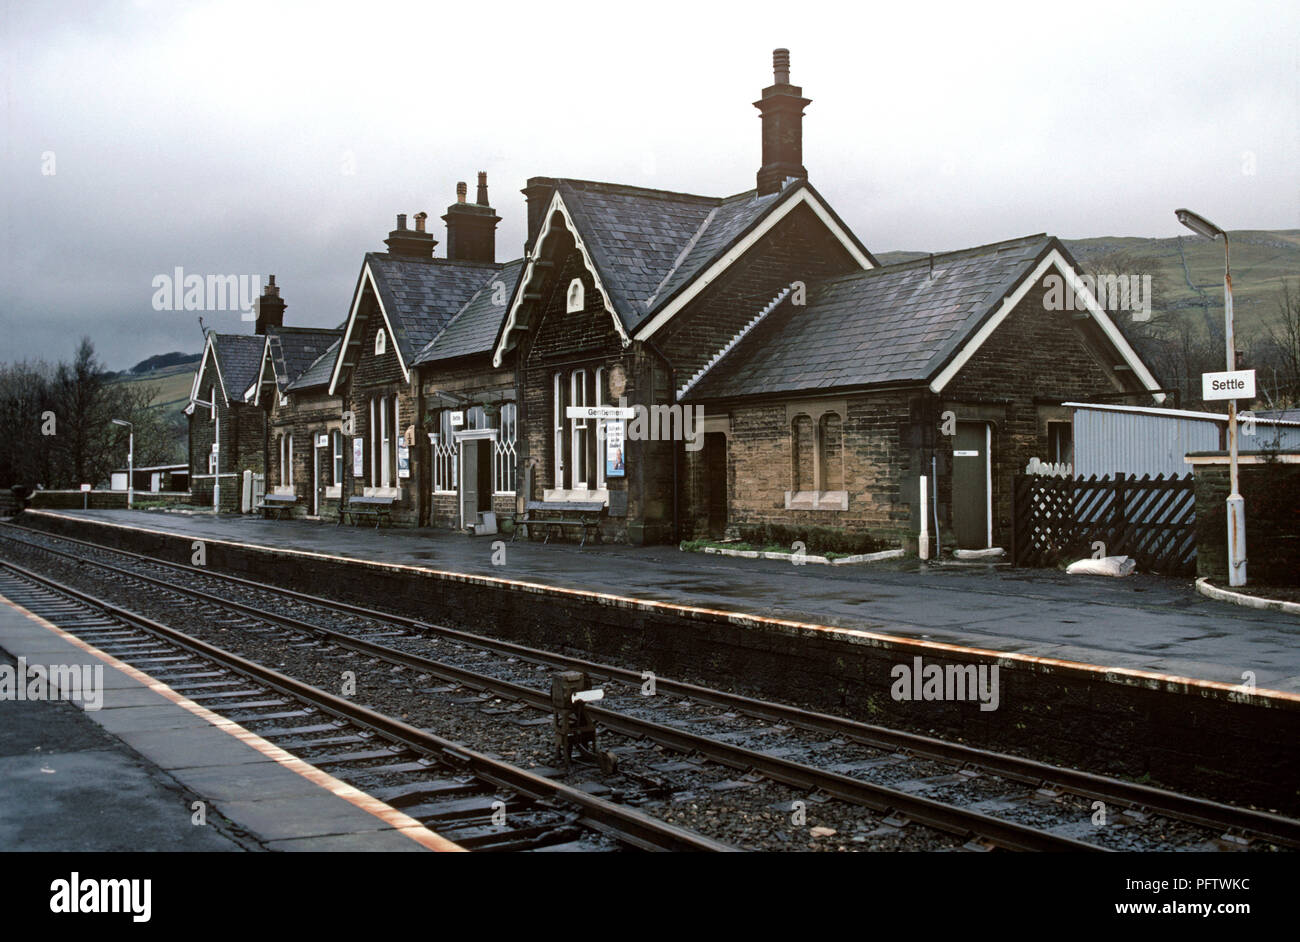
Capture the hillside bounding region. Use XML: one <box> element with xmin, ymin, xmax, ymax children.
<box><xmin>878</xmin><ymin>229</ymin><xmax>1300</xmax><ymax>342</ymax></box>
<box><xmin>107</xmin><ymin>355</ymin><xmax>201</xmax><ymax>463</ymax></box>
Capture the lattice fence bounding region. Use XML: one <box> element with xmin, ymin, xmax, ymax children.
<box><xmin>1012</xmin><ymin>473</ymin><xmax>1196</xmax><ymax>576</ymax></box>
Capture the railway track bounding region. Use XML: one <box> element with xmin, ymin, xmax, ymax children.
<box><xmin>3</xmin><ymin>522</ymin><xmax>1297</xmax><ymax>852</ymax></box>
<box><xmin>0</xmin><ymin>561</ymin><xmax>729</xmax><ymax>853</ymax></box>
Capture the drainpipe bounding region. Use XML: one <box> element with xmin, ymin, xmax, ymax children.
<box><xmin>644</xmin><ymin>337</ymin><xmax>680</xmax><ymax>543</ymax></box>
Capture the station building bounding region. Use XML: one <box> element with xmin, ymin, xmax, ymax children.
<box><xmin>187</xmin><ymin>49</ymin><xmax>1163</xmax><ymax>551</ymax></box>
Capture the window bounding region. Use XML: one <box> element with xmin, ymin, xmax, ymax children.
<box><xmin>788</xmin><ymin>409</ymin><xmax>846</xmax><ymax>509</ymax></box>
<box><xmin>566</xmin><ymin>278</ymin><xmax>584</xmax><ymax>313</ymax></box>
<box><xmin>278</xmin><ymin>432</ymin><xmax>293</xmax><ymax>488</ymax></box>
<box><xmin>332</xmin><ymin>430</ymin><xmax>343</xmax><ymax>485</ymax></box>
<box><xmin>494</xmin><ymin>402</ymin><xmax>517</xmax><ymax>494</ymax></box>
<box><xmin>552</xmin><ymin>369</ymin><xmax>606</xmax><ymax>492</ymax></box>
<box><xmin>431</xmin><ymin>409</ymin><xmax>458</xmax><ymax>494</ymax></box>
<box><xmin>368</xmin><ymin>394</ymin><xmax>400</xmax><ymax>489</ymax></box>
<box><xmin>1047</xmin><ymin>421</ymin><xmax>1073</xmax><ymax>465</ymax></box>
<box><xmin>375</xmin><ymin>328</ymin><xmax>386</xmax><ymax>356</ymax></box>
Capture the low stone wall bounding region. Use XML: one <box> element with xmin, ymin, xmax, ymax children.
<box><xmin>21</xmin><ymin>509</ymin><xmax>1300</xmax><ymax>812</ymax></box>
<box><xmin>1194</xmin><ymin>456</ymin><xmax>1300</xmax><ymax>585</ymax></box>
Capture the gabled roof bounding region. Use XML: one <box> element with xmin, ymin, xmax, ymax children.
<box><xmin>492</xmin><ymin>176</ymin><xmax>877</xmax><ymax>367</ymax></box>
<box><xmin>414</xmin><ymin>258</ymin><xmax>525</xmax><ymax>365</ymax></box>
<box><xmin>286</xmin><ymin>337</ymin><xmax>343</xmax><ymax>392</ymax></box>
<box><xmin>268</xmin><ymin>326</ymin><xmax>342</xmax><ymax>389</ymax></box>
<box><xmin>258</xmin><ymin>326</ymin><xmax>343</xmax><ymax>400</ymax></box>
<box><xmin>687</xmin><ymin>234</ymin><xmax>1160</xmax><ymax>401</ymax></box>
<box><xmin>190</xmin><ymin>332</ymin><xmax>264</xmax><ymax>407</ymax></box>
<box><xmin>365</xmin><ymin>253</ymin><xmax>502</xmax><ymax>360</ymax></box>
<box><xmin>330</xmin><ymin>254</ymin><xmax>505</xmax><ymax>392</ymax></box>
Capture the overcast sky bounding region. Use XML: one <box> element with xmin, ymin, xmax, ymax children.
<box><xmin>2</xmin><ymin>0</ymin><xmax>1296</xmax><ymax>370</ymax></box>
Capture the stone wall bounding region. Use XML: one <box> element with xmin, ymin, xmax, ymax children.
<box><xmin>1194</xmin><ymin>455</ymin><xmax>1300</xmax><ymax>585</ymax></box>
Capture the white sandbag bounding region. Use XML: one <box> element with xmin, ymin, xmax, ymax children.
<box><xmin>1066</xmin><ymin>555</ymin><xmax>1137</xmax><ymax>577</ymax></box>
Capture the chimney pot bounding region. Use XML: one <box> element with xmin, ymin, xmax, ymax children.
<box><xmin>476</xmin><ymin>171</ymin><xmax>489</xmax><ymax>206</ymax></box>
<box><xmin>414</xmin><ymin>211</ymin><xmax>427</xmax><ymax>233</ymax></box>
<box><xmin>456</xmin><ymin>182</ymin><xmax>467</xmax><ymax>204</ymax></box>
<box><xmin>396</xmin><ymin>213</ymin><xmax>407</xmax><ymax>230</ymax></box>
<box><xmin>773</xmin><ymin>48</ymin><xmax>790</xmax><ymax>84</ymax></box>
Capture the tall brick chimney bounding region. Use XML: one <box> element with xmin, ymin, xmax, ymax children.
<box><xmin>754</xmin><ymin>48</ymin><xmax>811</xmax><ymax>196</ymax></box>
<box><xmin>254</xmin><ymin>274</ymin><xmax>285</xmax><ymax>335</ymax></box>
<box><xmin>384</xmin><ymin>212</ymin><xmax>437</xmax><ymax>259</ymax></box>
<box><xmin>443</xmin><ymin>172</ymin><xmax>501</xmax><ymax>263</ymax></box>
<box><xmin>522</xmin><ymin>176</ymin><xmax>557</xmax><ymax>250</ymax></box>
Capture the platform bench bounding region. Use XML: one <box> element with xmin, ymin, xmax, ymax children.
<box><xmin>257</xmin><ymin>494</ymin><xmax>297</xmax><ymax>520</ymax></box>
<box><xmin>338</xmin><ymin>496</ymin><xmax>395</xmax><ymax>529</ymax></box>
<box><xmin>509</xmin><ymin>500</ymin><xmax>604</xmax><ymax>547</ymax></box>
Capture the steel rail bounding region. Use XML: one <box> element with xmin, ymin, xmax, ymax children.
<box><xmin>2</xmin><ymin>534</ymin><xmax>1103</xmax><ymax>852</ymax></box>
<box><xmin>5</xmin><ymin>521</ymin><xmax>1296</xmax><ymax>848</ymax></box>
<box><xmin>0</xmin><ymin>559</ymin><xmax>733</xmax><ymax>853</ymax></box>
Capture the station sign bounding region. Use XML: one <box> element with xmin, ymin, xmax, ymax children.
<box><xmin>1201</xmin><ymin>369</ymin><xmax>1255</xmax><ymax>402</ymax></box>
<box><xmin>80</xmin><ymin>483</ymin><xmax>92</xmax><ymax>492</ymax></box>
<box><xmin>567</xmin><ymin>406</ymin><xmax>635</xmax><ymax>420</ymax></box>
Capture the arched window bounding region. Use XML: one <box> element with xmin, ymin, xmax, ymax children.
<box><xmin>819</xmin><ymin>413</ymin><xmax>843</xmax><ymax>491</ymax></box>
<box><xmin>566</xmin><ymin>278</ymin><xmax>584</xmax><ymax>313</ymax></box>
<box><xmin>375</xmin><ymin>328</ymin><xmax>386</xmax><ymax>356</ymax></box>
<box><xmin>791</xmin><ymin>415</ymin><xmax>814</xmax><ymax>492</ymax></box>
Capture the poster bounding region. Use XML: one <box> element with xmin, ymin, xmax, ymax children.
<box><xmin>352</xmin><ymin>438</ymin><xmax>363</xmax><ymax>477</ymax></box>
<box><xmin>605</xmin><ymin>419</ymin><xmax>625</xmax><ymax>478</ymax></box>
<box><xmin>397</xmin><ymin>438</ymin><xmax>410</xmax><ymax>478</ymax></box>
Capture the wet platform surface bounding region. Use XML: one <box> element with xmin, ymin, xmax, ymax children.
<box><xmin>0</xmin><ymin>598</ymin><xmax>439</xmax><ymax>852</ymax></box>
<box><xmin>11</xmin><ymin>509</ymin><xmax>1300</xmax><ymax>694</ymax></box>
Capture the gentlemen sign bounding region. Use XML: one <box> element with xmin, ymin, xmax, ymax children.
<box><xmin>1202</xmin><ymin>369</ymin><xmax>1256</xmax><ymax>402</ymax></box>
<box><xmin>566</xmin><ymin>406</ymin><xmax>635</xmax><ymax>420</ymax></box>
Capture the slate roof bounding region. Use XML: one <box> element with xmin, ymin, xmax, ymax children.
<box><xmin>285</xmin><ymin>338</ymin><xmax>342</xmax><ymax>392</ymax></box>
<box><xmin>414</xmin><ymin>259</ymin><xmax>524</xmax><ymax>365</ymax></box>
<box><xmin>686</xmin><ymin>234</ymin><xmax>1055</xmax><ymax>400</ymax></box>
<box><xmin>210</xmin><ymin>333</ymin><xmax>265</xmax><ymax>404</ymax></box>
<box><xmin>265</xmin><ymin>326</ymin><xmax>343</xmax><ymax>393</ymax></box>
<box><xmin>548</xmin><ymin>178</ymin><xmax>843</xmax><ymax>335</ymax></box>
<box><xmin>364</xmin><ymin>254</ymin><xmax>503</xmax><ymax>362</ymax></box>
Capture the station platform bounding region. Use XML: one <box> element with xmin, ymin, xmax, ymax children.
<box><xmin>13</xmin><ymin>508</ymin><xmax>1299</xmax><ymax>695</ymax></box>
<box><xmin>0</xmin><ymin>596</ymin><xmax>456</xmax><ymax>852</ymax></box>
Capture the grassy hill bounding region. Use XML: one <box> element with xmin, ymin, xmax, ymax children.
<box><xmin>878</xmin><ymin>229</ymin><xmax>1300</xmax><ymax>343</ymax></box>
<box><xmin>106</xmin><ymin>356</ymin><xmax>200</xmax><ymax>464</ymax></box>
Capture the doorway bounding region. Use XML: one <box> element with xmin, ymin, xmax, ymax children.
<box><xmin>457</xmin><ymin>431</ymin><xmax>496</xmax><ymax>529</ymax></box>
<box><xmin>952</xmin><ymin>421</ymin><xmax>992</xmax><ymax>549</ymax></box>
<box><xmin>703</xmin><ymin>432</ymin><xmax>728</xmax><ymax>538</ymax></box>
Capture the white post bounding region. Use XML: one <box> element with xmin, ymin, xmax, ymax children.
<box><xmin>213</xmin><ymin>413</ymin><xmax>220</xmax><ymax>513</ymax></box>
<box><xmin>918</xmin><ymin>474</ymin><xmax>931</xmax><ymax>560</ymax></box>
<box><xmin>1222</xmin><ymin>236</ymin><xmax>1246</xmax><ymax>587</ymax></box>
<box><xmin>127</xmin><ymin>430</ymin><xmax>134</xmax><ymax>509</ymax></box>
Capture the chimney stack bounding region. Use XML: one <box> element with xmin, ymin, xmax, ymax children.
<box><xmin>522</xmin><ymin>176</ymin><xmax>556</xmax><ymax>249</ymax></box>
<box><xmin>255</xmin><ymin>274</ymin><xmax>285</xmax><ymax>334</ymax></box>
<box><xmin>443</xmin><ymin>172</ymin><xmax>501</xmax><ymax>263</ymax></box>
<box><xmin>754</xmin><ymin>48</ymin><xmax>811</xmax><ymax>196</ymax></box>
<box><xmin>384</xmin><ymin>212</ymin><xmax>437</xmax><ymax>258</ymax></box>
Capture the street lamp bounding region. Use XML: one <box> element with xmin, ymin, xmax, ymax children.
<box><xmin>1175</xmin><ymin>208</ymin><xmax>1246</xmax><ymax>586</ymax></box>
<box><xmin>111</xmin><ymin>418</ymin><xmax>133</xmax><ymax>510</ymax></box>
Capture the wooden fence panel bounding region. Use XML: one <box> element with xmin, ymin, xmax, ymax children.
<box><xmin>1012</xmin><ymin>473</ymin><xmax>1196</xmax><ymax>576</ymax></box>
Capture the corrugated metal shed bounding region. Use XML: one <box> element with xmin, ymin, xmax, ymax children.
<box><xmin>1066</xmin><ymin>403</ymin><xmax>1300</xmax><ymax>479</ymax></box>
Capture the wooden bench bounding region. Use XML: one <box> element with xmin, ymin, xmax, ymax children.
<box><xmin>509</xmin><ymin>500</ymin><xmax>604</xmax><ymax>547</ymax></box>
<box><xmin>257</xmin><ymin>494</ymin><xmax>297</xmax><ymax>520</ymax></box>
<box><xmin>338</xmin><ymin>495</ymin><xmax>395</xmax><ymax>529</ymax></box>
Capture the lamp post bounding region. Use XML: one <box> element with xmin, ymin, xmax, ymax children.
<box><xmin>1175</xmin><ymin>208</ymin><xmax>1245</xmax><ymax>586</ymax></box>
<box><xmin>111</xmin><ymin>419</ymin><xmax>133</xmax><ymax>509</ymax></box>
